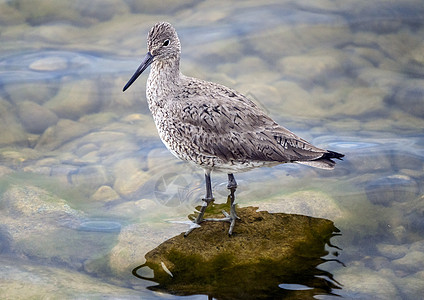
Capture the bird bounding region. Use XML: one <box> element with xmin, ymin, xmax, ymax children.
<box><xmin>122</xmin><ymin>22</ymin><xmax>344</xmax><ymax>236</ymax></box>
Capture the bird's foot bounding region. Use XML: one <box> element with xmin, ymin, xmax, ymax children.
<box><xmin>184</xmin><ymin>197</ymin><xmax>214</xmax><ymax>237</ymax></box>
<box><xmin>204</xmin><ymin>203</ymin><xmax>240</xmax><ymax>236</ymax></box>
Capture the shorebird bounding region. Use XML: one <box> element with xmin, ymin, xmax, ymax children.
<box><xmin>123</xmin><ymin>22</ymin><xmax>344</xmax><ymax>236</ymax></box>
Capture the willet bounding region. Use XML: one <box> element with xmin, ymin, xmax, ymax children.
<box><xmin>123</xmin><ymin>22</ymin><xmax>344</xmax><ymax>236</ymax></box>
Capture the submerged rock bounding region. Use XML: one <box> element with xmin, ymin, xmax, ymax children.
<box><xmin>365</xmin><ymin>175</ymin><xmax>419</xmax><ymax>207</ymax></box>
<box><xmin>0</xmin><ymin>185</ymin><xmax>117</xmax><ymax>269</ymax></box>
<box><xmin>17</xmin><ymin>101</ymin><xmax>58</xmax><ymax>134</ymax></box>
<box><xmin>133</xmin><ymin>204</ymin><xmax>341</xmax><ymax>299</ymax></box>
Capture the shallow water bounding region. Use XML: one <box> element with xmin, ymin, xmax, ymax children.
<box><xmin>0</xmin><ymin>0</ymin><xmax>423</xmax><ymax>299</ymax></box>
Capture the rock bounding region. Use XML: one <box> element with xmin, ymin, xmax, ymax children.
<box><xmin>108</xmin><ymin>222</ymin><xmax>183</xmax><ymax>277</ymax></box>
<box><xmin>17</xmin><ymin>101</ymin><xmax>58</xmax><ymax>134</ymax></box>
<box><xmin>74</xmin><ymin>0</ymin><xmax>129</xmax><ymax>22</ymax></box>
<box><xmin>132</xmin><ymin>206</ymin><xmax>340</xmax><ymax>299</ymax></box>
<box><xmin>90</xmin><ymin>185</ymin><xmax>120</xmax><ymax>202</ymax></box>
<box><xmin>125</xmin><ymin>0</ymin><xmax>197</xmax><ymax>14</ymax></box>
<box><xmin>78</xmin><ymin>112</ymin><xmax>118</xmax><ymax>127</ymax></box>
<box><xmin>0</xmin><ymin>99</ymin><xmax>28</xmax><ymax>146</ymax></box>
<box><xmin>0</xmin><ymin>257</ymin><xmax>141</xmax><ymax>299</ymax></box>
<box><xmin>388</xmin><ymin>80</ymin><xmax>424</xmax><ymax>118</ymax></box>
<box><xmin>335</xmin><ymin>266</ymin><xmax>400</xmax><ymax>299</ymax></box>
<box><xmin>0</xmin><ymin>184</ymin><xmax>79</xmax><ymax>219</ymax></box>
<box><xmin>248</xmin><ymin>25</ymin><xmax>350</xmax><ymax>61</ymax></box>
<box><xmin>259</xmin><ymin>190</ymin><xmax>344</xmax><ymax>221</ymax></box>
<box><xmin>112</xmin><ymin>158</ymin><xmax>150</xmax><ymax>198</ymax></box>
<box><xmin>349</xmin><ymin>151</ymin><xmax>392</xmax><ymax>174</ymax></box>
<box><xmin>29</xmin><ymin>56</ymin><xmax>68</xmax><ymax>71</ymax></box>
<box><xmin>44</xmin><ymin>79</ymin><xmax>101</xmax><ymax>120</ymax></box>
<box><xmin>377</xmin><ymin>243</ymin><xmax>408</xmax><ymax>260</ymax></box>
<box><xmin>0</xmin><ymin>2</ymin><xmax>24</xmax><ymax>25</ymax></box>
<box><xmin>217</xmin><ymin>56</ymin><xmax>279</xmax><ymax>84</ymax></box>
<box><xmin>0</xmin><ymin>185</ymin><xmax>123</xmax><ymax>270</ymax></box>
<box><xmin>0</xmin><ymin>225</ymin><xmax>12</xmax><ymax>253</ymax></box>
<box><xmin>0</xmin><ymin>185</ymin><xmax>81</xmax><ymax>265</ymax></box>
<box><xmin>365</xmin><ymin>175</ymin><xmax>419</xmax><ymax>206</ymax></box>
<box><xmin>391</xmin><ymin>152</ymin><xmax>424</xmax><ymax>173</ymax></box>
<box><xmin>0</xmin><ymin>148</ymin><xmax>41</xmax><ymax>168</ymax></box>
<box><xmin>69</xmin><ymin>165</ymin><xmax>112</xmax><ymax>191</ymax></box>
<box><xmin>111</xmin><ymin>198</ymin><xmax>157</xmax><ymax>219</ymax></box>
<box><xmin>278</xmin><ymin>53</ymin><xmax>343</xmax><ymax>83</ymax></box>
<box><xmin>399</xmin><ymin>271</ymin><xmax>424</xmax><ymax>300</ymax></box>
<box><xmin>392</xmin><ymin>251</ymin><xmax>424</xmax><ymax>274</ymax></box>
<box><xmin>35</xmin><ymin>119</ymin><xmax>91</xmax><ymax>151</ymax></box>
<box><xmin>74</xmin><ymin>143</ymin><xmax>98</xmax><ymax>157</ymax></box>
<box><xmin>0</xmin><ymin>166</ymin><xmax>14</xmax><ymax>178</ymax></box>
<box><xmin>4</xmin><ymin>82</ymin><xmax>59</xmax><ymax>105</ymax></box>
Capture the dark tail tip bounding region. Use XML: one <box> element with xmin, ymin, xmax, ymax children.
<box><xmin>323</xmin><ymin>150</ymin><xmax>345</xmax><ymax>161</ymax></box>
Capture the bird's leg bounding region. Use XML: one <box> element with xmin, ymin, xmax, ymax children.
<box><xmin>227</xmin><ymin>173</ymin><xmax>240</xmax><ymax>235</ymax></box>
<box><xmin>195</xmin><ymin>171</ymin><xmax>214</xmax><ymax>224</ymax></box>
<box><xmin>203</xmin><ymin>173</ymin><xmax>240</xmax><ymax>235</ymax></box>
<box><xmin>184</xmin><ymin>171</ymin><xmax>214</xmax><ymax>236</ymax></box>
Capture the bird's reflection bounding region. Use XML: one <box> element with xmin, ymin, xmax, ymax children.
<box><xmin>133</xmin><ymin>203</ymin><xmax>343</xmax><ymax>299</ymax></box>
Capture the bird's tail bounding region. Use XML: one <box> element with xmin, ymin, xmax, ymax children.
<box><xmin>296</xmin><ymin>150</ymin><xmax>344</xmax><ymax>170</ymax></box>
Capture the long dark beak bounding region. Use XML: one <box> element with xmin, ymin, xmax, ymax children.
<box><xmin>122</xmin><ymin>52</ymin><xmax>154</xmax><ymax>92</ymax></box>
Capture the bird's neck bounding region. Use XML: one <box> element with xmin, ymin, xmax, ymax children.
<box><xmin>146</xmin><ymin>56</ymin><xmax>181</xmax><ymax>107</ymax></box>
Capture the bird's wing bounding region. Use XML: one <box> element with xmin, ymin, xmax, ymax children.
<box><xmin>175</xmin><ymin>77</ymin><xmax>328</xmax><ymax>164</ymax></box>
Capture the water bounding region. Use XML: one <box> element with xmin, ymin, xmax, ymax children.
<box><xmin>0</xmin><ymin>0</ymin><xmax>423</xmax><ymax>299</ymax></box>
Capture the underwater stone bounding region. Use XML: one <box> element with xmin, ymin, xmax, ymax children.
<box><xmin>44</xmin><ymin>79</ymin><xmax>101</xmax><ymax>120</ymax></box>
<box><xmin>17</xmin><ymin>101</ymin><xmax>58</xmax><ymax>134</ymax></box>
<box><xmin>365</xmin><ymin>175</ymin><xmax>419</xmax><ymax>207</ymax></box>
<box><xmin>0</xmin><ymin>257</ymin><xmax>141</xmax><ymax>299</ymax></box>
<box><xmin>112</xmin><ymin>158</ymin><xmax>150</xmax><ymax>198</ymax></box>
<box><xmin>0</xmin><ymin>99</ymin><xmax>28</xmax><ymax>147</ymax></box>
<box><xmin>388</xmin><ymin>80</ymin><xmax>424</xmax><ymax>118</ymax></box>
<box><xmin>90</xmin><ymin>185</ymin><xmax>120</xmax><ymax>202</ymax></box>
<box><xmin>35</xmin><ymin>119</ymin><xmax>90</xmax><ymax>151</ymax></box>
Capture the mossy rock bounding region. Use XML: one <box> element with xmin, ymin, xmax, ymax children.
<box><xmin>133</xmin><ymin>203</ymin><xmax>341</xmax><ymax>299</ymax></box>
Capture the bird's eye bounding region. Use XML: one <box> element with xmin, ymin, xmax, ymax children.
<box><xmin>163</xmin><ymin>39</ymin><xmax>170</xmax><ymax>46</ymax></box>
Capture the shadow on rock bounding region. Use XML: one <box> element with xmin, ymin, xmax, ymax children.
<box><xmin>132</xmin><ymin>203</ymin><xmax>343</xmax><ymax>299</ymax></box>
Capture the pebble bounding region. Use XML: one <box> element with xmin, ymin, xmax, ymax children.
<box><xmin>392</xmin><ymin>251</ymin><xmax>424</xmax><ymax>273</ymax></box>
<box><xmin>335</xmin><ymin>266</ymin><xmax>400</xmax><ymax>299</ymax></box>
<box><xmin>44</xmin><ymin>79</ymin><xmax>101</xmax><ymax>120</ymax></box>
<box><xmin>69</xmin><ymin>165</ymin><xmax>112</xmax><ymax>191</ymax></box>
<box><xmin>0</xmin><ymin>166</ymin><xmax>14</xmax><ymax>177</ymax></box>
<box><xmin>29</xmin><ymin>56</ymin><xmax>68</xmax><ymax>71</ymax></box>
<box><xmin>365</xmin><ymin>175</ymin><xmax>419</xmax><ymax>206</ymax></box>
<box><xmin>17</xmin><ymin>101</ymin><xmax>58</xmax><ymax>134</ymax></box>
<box><xmin>90</xmin><ymin>185</ymin><xmax>120</xmax><ymax>202</ymax></box>
<box><xmin>377</xmin><ymin>243</ymin><xmax>408</xmax><ymax>260</ymax></box>
<box><xmin>259</xmin><ymin>190</ymin><xmax>344</xmax><ymax>221</ymax></box>
<box><xmin>112</xmin><ymin>158</ymin><xmax>150</xmax><ymax>198</ymax></box>
<box><xmin>35</xmin><ymin>119</ymin><xmax>91</xmax><ymax>151</ymax></box>
<box><xmin>278</xmin><ymin>53</ymin><xmax>342</xmax><ymax>83</ymax></box>
<box><xmin>108</xmin><ymin>223</ymin><xmax>181</xmax><ymax>277</ymax></box>
<box><xmin>4</xmin><ymin>82</ymin><xmax>59</xmax><ymax>105</ymax></box>
<box><xmin>0</xmin><ymin>257</ymin><xmax>141</xmax><ymax>298</ymax></box>
<box><xmin>0</xmin><ymin>99</ymin><xmax>28</xmax><ymax>146</ymax></box>
<box><xmin>389</xmin><ymin>80</ymin><xmax>424</xmax><ymax>118</ymax></box>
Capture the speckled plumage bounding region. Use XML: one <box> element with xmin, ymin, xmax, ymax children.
<box><xmin>123</xmin><ymin>22</ymin><xmax>344</xmax><ymax>235</ymax></box>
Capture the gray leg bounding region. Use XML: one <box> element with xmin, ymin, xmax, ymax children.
<box><xmin>185</xmin><ymin>173</ymin><xmax>240</xmax><ymax>236</ymax></box>
<box><xmin>184</xmin><ymin>171</ymin><xmax>214</xmax><ymax>236</ymax></box>
<box><xmin>195</xmin><ymin>171</ymin><xmax>214</xmax><ymax>224</ymax></box>
<box><xmin>227</xmin><ymin>173</ymin><xmax>240</xmax><ymax>235</ymax></box>
<box><xmin>204</xmin><ymin>173</ymin><xmax>240</xmax><ymax>235</ymax></box>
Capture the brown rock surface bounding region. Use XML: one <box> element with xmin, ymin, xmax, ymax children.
<box><xmin>133</xmin><ymin>203</ymin><xmax>341</xmax><ymax>299</ymax></box>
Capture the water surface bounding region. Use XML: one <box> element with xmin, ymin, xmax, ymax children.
<box><xmin>0</xmin><ymin>0</ymin><xmax>423</xmax><ymax>299</ymax></box>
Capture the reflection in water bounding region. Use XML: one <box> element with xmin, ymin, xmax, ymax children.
<box><xmin>132</xmin><ymin>204</ymin><xmax>342</xmax><ymax>299</ymax></box>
